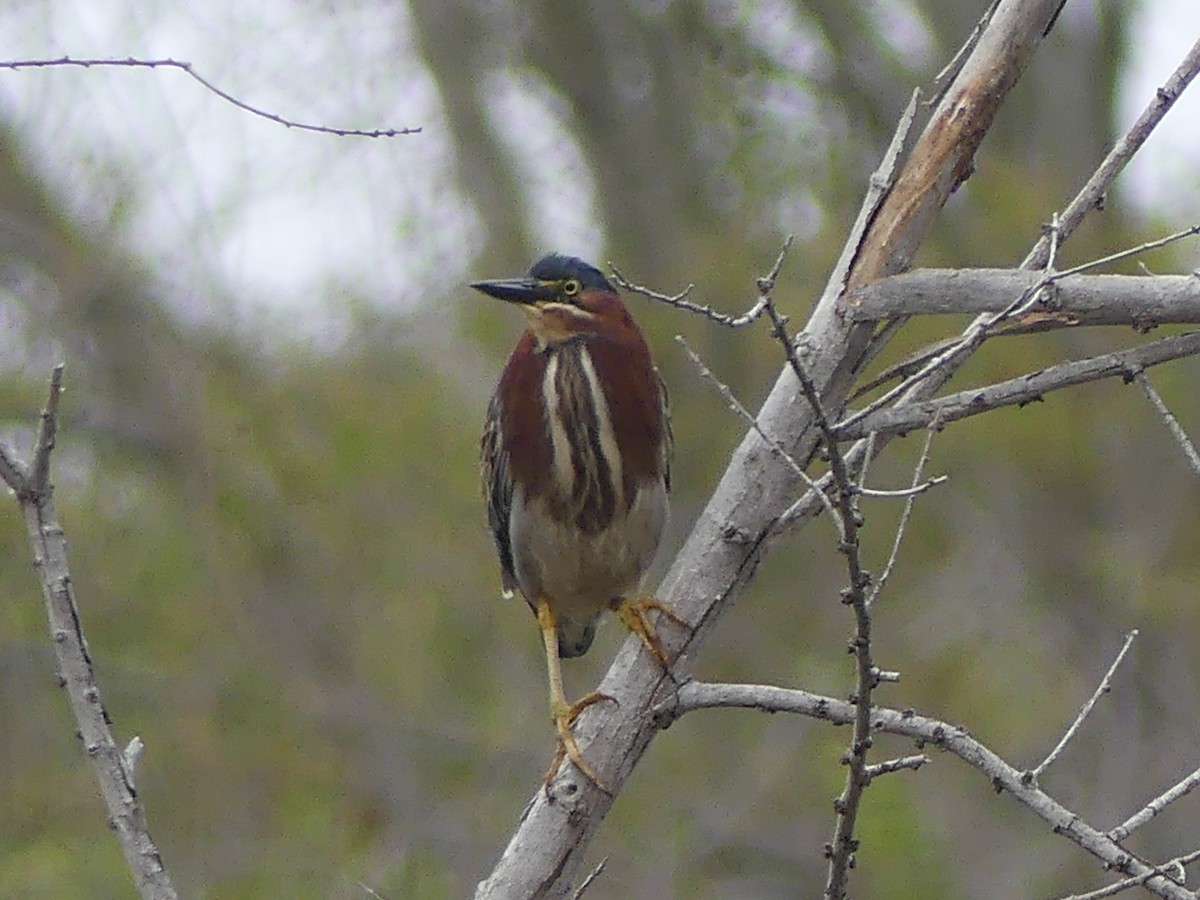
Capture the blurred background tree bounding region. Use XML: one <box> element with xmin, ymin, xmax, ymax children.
<box><xmin>2</xmin><ymin>1</ymin><xmax>1199</xmax><ymax>897</ymax></box>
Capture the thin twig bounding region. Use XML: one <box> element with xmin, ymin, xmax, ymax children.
<box><xmin>926</xmin><ymin>0</ymin><xmax>1001</xmax><ymax>108</ymax></box>
<box><xmin>867</xmin><ymin>424</ymin><xmax>938</xmax><ymax>610</ymax></box>
<box><xmin>573</xmin><ymin>857</ymin><xmax>608</xmax><ymax>899</ymax></box>
<box><xmin>757</xmin><ymin>235</ymin><xmax>795</xmax><ymax>294</ymax></box>
<box><xmin>835</xmin><ymin>331</ymin><xmax>1200</xmax><ymax>442</ymax></box>
<box><xmin>1056</xmin><ymin>849</ymin><xmax>1200</xmax><ymax>900</ymax></box>
<box><xmin>29</xmin><ymin>364</ymin><xmax>64</xmax><ymax>496</ymax></box>
<box><xmin>611</xmin><ymin>268</ymin><xmax>767</xmax><ymax>327</ymax></box>
<box><xmin>863</xmin><ymin>754</ymin><xmax>928</xmax><ymax>783</ymax></box>
<box><xmin>675</xmin><ymin>336</ymin><xmax>844</xmax><ymax>534</ymax></box>
<box><xmin>1109</xmin><ymin>765</ymin><xmax>1200</xmax><ymax>843</ymax></box>
<box><xmin>656</xmin><ymin>681</ymin><xmax>1192</xmax><ymax>900</ymax></box>
<box><xmin>858</xmin><ymin>477</ymin><xmax>945</xmax><ymax>499</ymax></box>
<box><xmin>1023</xmin><ymin>35</ymin><xmax>1200</xmax><ymax>271</ymax></box>
<box><xmin>0</xmin><ymin>57</ymin><xmax>421</xmax><ymax>137</ymax></box>
<box><xmin>1044</xmin><ymin>212</ymin><xmax>1061</xmax><ymax>274</ymax></box>
<box><xmin>856</xmin><ymin>432</ymin><xmax>877</xmax><ymax>494</ymax></box>
<box><xmin>840</xmin><ymin>226</ymin><xmax>1200</xmax><ymax>437</ymax></box>
<box><xmin>1132</xmin><ymin>371</ymin><xmax>1200</xmax><ymax>478</ymax></box>
<box><xmin>1049</xmin><ymin>225</ymin><xmax>1200</xmax><ymax>280</ymax></box>
<box><xmin>1026</xmin><ymin>630</ymin><xmax>1139</xmax><ymax>784</ymax></box>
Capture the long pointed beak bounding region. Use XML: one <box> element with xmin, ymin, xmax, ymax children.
<box><xmin>469</xmin><ymin>277</ymin><xmax>553</xmax><ymax>305</ymax></box>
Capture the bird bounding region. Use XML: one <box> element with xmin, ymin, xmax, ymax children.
<box><xmin>474</xmin><ymin>253</ymin><xmax>684</xmax><ymax>788</ymax></box>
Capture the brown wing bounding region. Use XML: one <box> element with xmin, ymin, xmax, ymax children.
<box><xmin>480</xmin><ymin>392</ymin><xmax>518</xmax><ymax>598</ymax></box>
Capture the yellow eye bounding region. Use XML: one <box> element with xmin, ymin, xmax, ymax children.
<box><xmin>562</xmin><ymin>279</ymin><xmax>581</xmax><ymax>297</ymax></box>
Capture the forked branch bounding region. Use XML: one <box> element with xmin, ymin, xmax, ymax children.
<box><xmin>656</xmin><ymin>682</ymin><xmax>1195</xmax><ymax>900</ymax></box>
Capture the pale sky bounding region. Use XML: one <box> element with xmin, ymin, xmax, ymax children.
<box><xmin>0</xmin><ymin>1</ymin><xmax>1196</xmax><ymax>337</ymax></box>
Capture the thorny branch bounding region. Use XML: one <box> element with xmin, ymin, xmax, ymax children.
<box><xmin>655</xmin><ymin>682</ymin><xmax>1196</xmax><ymax>900</ymax></box>
<box><xmin>0</xmin><ymin>57</ymin><xmax>421</xmax><ymax>137</ymax></box>
<box><xmin>756</xmin><ymin>253</ymin><xmax>881</xmax><ymax>899</ymax></box>
<box><xmin>610</xmin><ymin>267</ymin><xmax>770</xmax><ymax>327</ymax></box>
<box><xmin>846</xmin><ymin>30</ymin><xmax>1200</xmax><ymax>413</ymax></box>
<box><xmin>0</xmin><ymin>367</ymin><xmax>178</xmax><ymax>900</ymax></box>
<box><xmin>834</xmin><ymin>331</ymin><xmax>1200</xmax><ymax>440</ymax></box>
<box><xmin>676</xmin><ymin>236</ymin><xmax>938</xmax><ymax>900</ymax></box>
<box><xmin>479</xmin><ymin>10</ymin><xmax>1200</xmax><ymax>896</ymax></box>
<box><xmin>839</xmin><ymin>227</ymin><xmax>1200</xmax><ymax>438</ymax></box>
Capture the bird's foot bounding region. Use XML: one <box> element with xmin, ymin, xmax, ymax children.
<box><xmin>544</xmin><ymin>691</ymin><xmax>615</xmax><ymax>792</ymax></box>
<box><xmin>614</xmin><ymin>596</ymin><xmax>690</xmax><ymax>668</ymax></box>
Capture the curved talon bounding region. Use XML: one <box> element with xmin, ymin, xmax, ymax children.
<box><xmin>545</xmin><ymin>691</ymin><xmax>616</xmax><ymax>790</ymax></box>
<box><xmin>536</xmin><ymin>597</ymin><xmax>622</xmax><ymax>791</ymax></box>
<box><xmin>614</xmin><ymin>596</ymin><xmax>690</xmax><ymax>668</ymax></box>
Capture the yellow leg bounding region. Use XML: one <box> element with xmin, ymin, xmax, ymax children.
<box><xmin>536</xmin><ymin>598</ymin><xmax>612</xmax><ymax>789</ymax></box>
<box><xmin>614</xmin><ymin>596</ymin><xmax>690</xmax><ymax>668</ymax></box>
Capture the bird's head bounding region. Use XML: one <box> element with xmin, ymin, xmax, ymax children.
<box><xmin>471</xmin><ymin>253</ymin><xmax>631</xmax><ymax>349</ymax></box>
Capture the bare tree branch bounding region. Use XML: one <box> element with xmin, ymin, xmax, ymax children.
<box><xmin>1056</xmin><ymin>849</ymin><xmax>1200</xmax><ymax>900</ymax></box>
<box><xmin>863</xmin><ymin>754</ymin><xmax>928</xmax><ymax>782</ymax></box>
<box><xmin>839</xmin><ymin>226</ymin><xmax>1200</xmax><ymax>438</ymax></box>
<box><xmin>675</xmin><ymin>335</ymin><xmax>844</xmax><ymax>534</ymax></box>
<box><xmin>846</xmin><ymin>265</ymin><xmax>1200</xmax><ymax>326</ymax></box>
<box><xmin>755</xmin><ymin>260</ymin><xmax>879</xmax><ymax>900</ymax></box>
<box><xmin>572</xmin><ymin>859</ymin><xmax>608</xmax><ymax>899</ymax></box>
<box><xmin>1132</xmin><ymin>371</ymin><xmax>1200</xmax><ymax>478</ymax></box>
<box><xmin>655</xmin><ymin>682</ymin><xmax>1193</xmax><ymax>900</ymax></box>
<box><xmin>1109</xmin><ymin>765</ymin><xmax>1200</xmax><ymax>843</ymax></box>
<box><xmin>476</xmin><ymin>4</ymin><xmax>1115</xmax><ymax>894</ymax></box>
<box><xmin>1021</xmin><ymin>35</ymin><xmax>1200</xmax><ymax>271</ymax></box>
<box><xmin>0</xmin><ymin>56</ymin><xmax>421</xmax><ymax>137</ymax></box>
<box><xmin>845</xmin><ymin>31</ymin><xmax>1200</xmax><ymax>408</ymax></box>
<box><xmin>1026</xmin><ymin>630</ymin><xmax>1139</xmax><ymax>784</ymax></box>
<box><xmin>867</xmin><ymin>425</ymin><xmax>938</xmax><ymax>609</ymax></box>
<box><xmin>835</xmin><ymin>331</ymin><xmax>1200</xmax><ymax>441</ymax></box>
<box><xmin>0</xmin><ymin>366</ymin><xmax>178</xmax><ymax>900</ymax></box>
<box><xmin>611</xmin><ymin>270</ymin><xmax>768</xmax><ymax>327</ymax></box>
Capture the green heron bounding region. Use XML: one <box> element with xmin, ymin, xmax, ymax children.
<box><xmin>475</xmin><ymin>253</ymin><xmax>683</xmax><ymax>787</ymax></box>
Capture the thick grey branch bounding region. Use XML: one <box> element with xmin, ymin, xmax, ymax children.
<box><xmin>476</xmin><ymin>3</ymin><xmax>1087</xmax><ymax>895</ymax></box>
<box><xmin>835</xmin><ymin>332</ymin><xmax>1200</xmax><ymax>441</ymax></box>
<box><xmin>846</xmin><ymin>268</ymin><xmax>1200</xmax><ymax>325</ymax></box>
<box><xmin>844</xmin><ymin>29</ymin><xmax>1200</xmax><ymax>423</ymax></box>
<box><xmin>659</xmin><ymin>682</ymin><xmax>1192</xmax><ymax>900</ymax></box>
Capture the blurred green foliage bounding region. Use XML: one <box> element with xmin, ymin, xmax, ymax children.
<box><xmin>3</xmin><ymin>2</ymin><xmax>1200</xmax><ymax>898</ymax></box>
